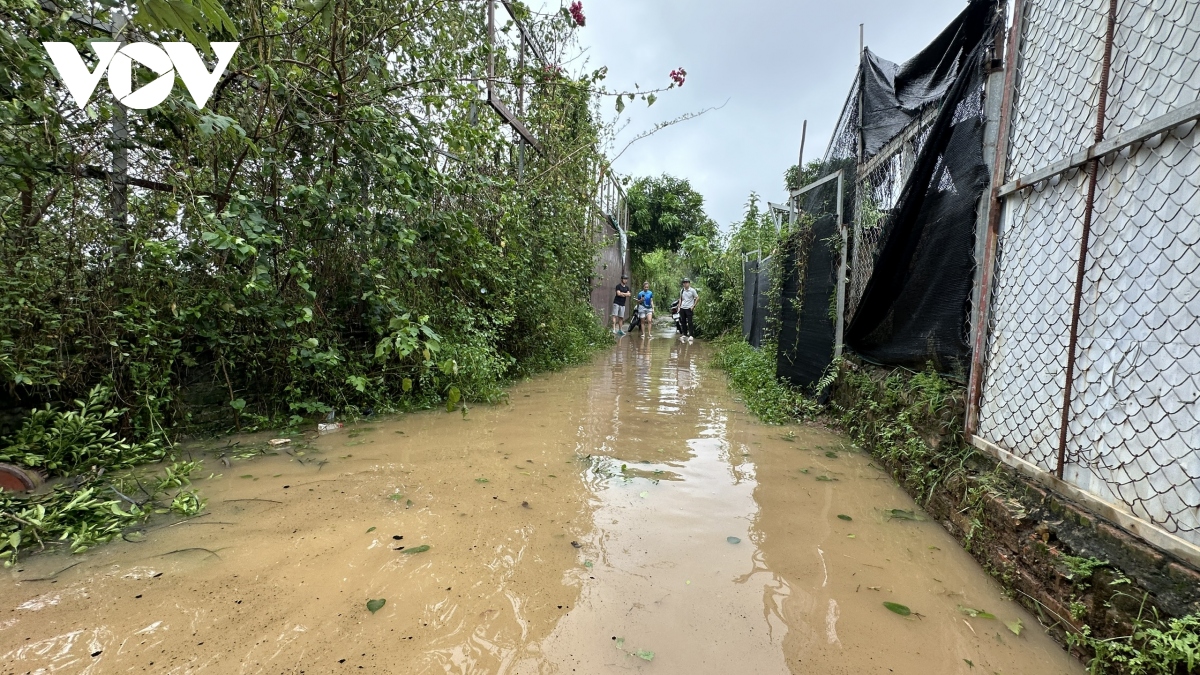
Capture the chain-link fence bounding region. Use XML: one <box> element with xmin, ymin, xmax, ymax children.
<box><xmin>973</xmin><ymin>0</ymin><xmax>1200</xmax><ymax>551</ymax></box>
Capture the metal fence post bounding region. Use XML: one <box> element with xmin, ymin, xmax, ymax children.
<box><xmin>966</xmin><ymin>0</ymin><xmax>1025</xmax><ymax>436</ymax></box>
<box><xmin>834</xmin><ymin>170</ymin><xmax>847</xmax><ymax>358</ymax></box>
<box><xmin>1055</xmin><ymin>0</ymin><xmax>1118</xmax><ymax>478</ymax></box>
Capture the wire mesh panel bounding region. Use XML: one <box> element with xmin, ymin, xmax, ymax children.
<box><xmin>976</xmin><ymin>0</ymin><xmax>1200</xmax><ymax>548</ymax></box>
<box><xmin>1107</xmin><ymin>0</ymin><xmax>1200</xmax><ymax>135</ymax></box>
<box><xmin>979</xmin><ymin>171</ymin><xmax>1087</xmax><ymax>472</ymax></box>
<box><xmin>1066</xmin><ymin>124</ymin><xmax>1200</xmax><ymax>542</ymax></box>
<box><xmin>1005</xmin><ymin>0</ymin><xmax>1107</xmax><ymax>179</ymax></box>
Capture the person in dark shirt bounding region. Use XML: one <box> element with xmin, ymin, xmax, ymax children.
<box><xmin>611</xmin><ymin>274</ymin><xmax>631</xmax><ymax>335</ymax></box>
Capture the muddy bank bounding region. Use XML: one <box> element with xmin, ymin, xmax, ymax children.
<box><xmin>1</xmin><ymin>334</ymin><xmax>1081</xmax><ymax>674</ymax></box>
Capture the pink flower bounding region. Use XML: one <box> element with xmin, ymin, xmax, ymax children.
<box><xmin>670</xmin><ymin>67</ymin><xmax>687</xmax><ymax>87</ymax></box>
<box><xmin>569</xmin><ymin>1</ymin><xmax>586</xmax><ymax>26</ymax></box>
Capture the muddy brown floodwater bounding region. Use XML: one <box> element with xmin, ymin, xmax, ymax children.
<box><xmin>1</xmin><ymin>330</ymin><xmax>1084</xmax><ymax>675</ymax></box>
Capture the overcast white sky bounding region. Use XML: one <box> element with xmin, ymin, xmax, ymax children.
<box><xmin>568</xmin><ymin>0</ymin><xmax>969</xmax><ymax>228</ymax></box>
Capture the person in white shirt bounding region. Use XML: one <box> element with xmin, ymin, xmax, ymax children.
<box><xmin>678</xmin><ymin>278</ymin><xmax>699</xmax><ymax>343</ymax></box>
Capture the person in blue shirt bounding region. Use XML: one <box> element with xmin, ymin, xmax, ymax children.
<box><xmin>636</xmin><ymin>282</ymin><xmax>654</xmax><ymax>337</ymax></box>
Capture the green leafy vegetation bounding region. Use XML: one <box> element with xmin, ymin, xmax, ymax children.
<box><xmin>2</xmin><ymin>0</ymin><xmax>622</xmax><ymax>442</ymax></box>
<box><xmin>834</xmin><ymin>363</ymin><xmax>972</xmax><ymax>505</ymax></box>
<box><xmin>0</xmin><ymin>459</ymin><xmax>204</xmax><ymax>564</ymax></box>
<box><xmin>0</xmin><ymin>0</ymin><xmax>687</xmax><ymax>562</ymax></box>
<box><xmin>1066</xmin><ymin>612</ymin><xmax>1200</xmax><ymax>675</ymax></box>
<box><xmin>712</xmin><ymin>336</ymin><xmax>819</xmax><ymax>423</ymax></box>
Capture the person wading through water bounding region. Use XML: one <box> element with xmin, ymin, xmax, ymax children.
<box><xmin>636</xmin><ymin>281</ymin><xmax>654</xmax><ymax>338</ymax></box>
<box><xmin>677</xmin><ymin>278</ymin><xmax>699</xmax><ymax>343</ymax></box>
<box><xmin>611</xmin><ymin>274</ymin><xmax>631</xmax><ymax>335</ymax></box>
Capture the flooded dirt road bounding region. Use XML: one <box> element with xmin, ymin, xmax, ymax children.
<box><xmin>1</xmin><ymin>330</ymin><xmax>1083</xmax><ymax>674</ymax></box>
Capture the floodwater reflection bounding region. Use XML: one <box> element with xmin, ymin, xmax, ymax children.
<box><xmin>1</xmin><ymin>331</ymin><xmax>1082</xmax><ymax>674</ymax></box>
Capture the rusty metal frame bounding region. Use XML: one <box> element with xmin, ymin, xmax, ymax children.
<box><xmin>1054</xmin><ymin>0</ymin><xmax>1118</xmax><ymax>478</ymax></box>
<box><xmin>486</xmin><ymin>0</ymin><xmax>545</xmax><ymax>155</ymax></box>
<box><xmin>966</xmin><ymin>0</ymin><xmax>1024</xmax><ymax>435</ymax></box>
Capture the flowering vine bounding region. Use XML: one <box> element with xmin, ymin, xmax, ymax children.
<box><xmin>568</xmin><ymin>1</ymin><xmax>585</xmax><ymax>27</ymax></box>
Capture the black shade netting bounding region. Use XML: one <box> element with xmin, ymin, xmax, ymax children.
<box><xmin>750</xmin><ymin>259</ymin><xmax>771</xmax><ymax>348</ymax></box>
<box><xmin>742</xmin><ymin>258</ymin><xmax>759</xmax><ymax>342</ymax></box>
<box><xmin>861</xmin><ymin>0</ymin><xmax>997</xmax><ymax>158</ymax></box>
<box><xmin>845</xmin><ymin>34</ymin><xmax>993</xmax><ymax>372</ymax></box>
<box><xmin>777</xmin><ymin>212</ymin><xmax>838</xmax><ymax>391</ymax></box>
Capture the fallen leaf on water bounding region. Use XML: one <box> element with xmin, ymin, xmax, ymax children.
<box><xmin>366</xmin><ymin>527</ymin><xmax>376</xmax><ymax>533</ymax></box>
<box><xmin>964</xmin><ymin>658</ymin><xmax>974</xmax><ymax>668</ymax></box>
<box><xmin>958</xmin><ymin>605</ymin><xmax>997</xmax><ymax>620</ymax></box>
<box><xmin>405</xmin><ymin>499</ymin><xmax>414</xmax><ymax>508</ymax></box>
<box><xmin>403</xmin><ymin>545</ymin><xmax>431</xmax><ymax>554</ymax></box>
<box><xmin>883</xmin><ymin>602</ymin><xmax>912</xmax><ymax>616</ymax></box>
<box><xmin>816</xmin><ymin>475</ymin><xmax>835</xmax><ymax>482</ymax></box>
<box><xmin>727</xmin><ymin>536</ymin><xmax>741</xmax><ymax>544</ymax></box>
<box><xmin>613</xmin><ymin>637</ymin><xmax>625</xmax><ymax>649</ymax></box>
<box><xmin>239</xmin><ymin>474</ymin><xmax>253</xmax><ymax>479</ymax></box>
<box><xmin>885</xmin><ymin>508</ymin><xmax>924</xmax><ymax>521</ymax></box>
<box><xmin>635</xmin><ymin>650</ymin><xmax>655</xmax><ymax>661</ymax></box>
<box><xmin>584</xmin><ymin>561</ymin><xmax>593</xmax><ymax>568</ymax></box>
<box><xmin>388</xmin><ymin>493</ymin><xmax>404</xmax><ymax>501</ymax></box>
<box><xmin>639</xmin><ymin>491</ymin><xmax>648</xmax><ymax>498</ymax></box>
<box><xmin>475</xmin><ymin>478</ymin><xmax>489</xmax><ymax>483</ymax></box>
<box><xmin>825</xmin><ymin>451</ymin><xmax>838</xmax><ymax>458</ymax></box>
<box><xmin>1006</xmin><ymin>619</ymin><xmax>1024</xmax><ymax>635</ymax></box>
<box><xmin>837</xmin><ymin>514</ymin><xmax>853</xmax><ymax>521</ymax></box>
<box><xmin>367</xmin><ymin>598</ymin><xmax>386</xmax><ymax>614</ymax></box>
<box><xmin>799</xmin><ymin>468</ymin><xmax>810</xmax><ymax>474</ymax></box>
<box><xmin>847</xmin><ymin>534</ymin><xmax>856</xmax><ymax>539</ymax></box>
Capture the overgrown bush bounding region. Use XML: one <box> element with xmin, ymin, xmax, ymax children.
<box><xmin>1</xmin><ymin>0</ymin><xmax>621</xmax><ymax>439</ymax></box>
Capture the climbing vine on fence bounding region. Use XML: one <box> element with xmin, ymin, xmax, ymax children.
<box><xmin>0</xmin><ymin>0</ymin><xmax>628</xmax><ymax>441</ymax></box>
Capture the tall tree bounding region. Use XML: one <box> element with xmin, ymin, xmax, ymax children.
<box><xmin>627</xmin><ymin>174</ymin><xmax>716</xmax><ymax>257</ymax></box>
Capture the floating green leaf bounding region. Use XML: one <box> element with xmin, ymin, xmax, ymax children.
<box><xmin>1005</xmin><ymin>619</ymin><xmax>1024</xmax><ymax>635</ymax></box>
<box><xmin>825</xmin><ymin>451</ymin><xmax>838</xmax><ymax>458</ymax></box>
<box><xmin>403</xmin><ymin>545</ymin><xmax>430</xmax><ymax>554</ymax></box>
<box><xmin>837</xmin><ymin>514</ymin><xmax>853</xmax><ymax>521</ymax></box>
<box><xmin>885</xmin><ymin>509</ymin><xmax>923</xmax><ymax>521</ymax></box>
<box><xmin>634</xmin><ymin>650</ymin><xmax>655</xmax><ymax>661</ymax></box>
<box><xmin>367</xmin><ymin>598</ymin><xmax>386</xmax><ymax>614</ymax></box>
<box><xmin>388</xmin><ymin>493</ymin><xmax>404</xmax><ymax>501</ymax></box>
<box><xmin>475</xmin><ymin>477</ymin><xmax>489</xmax><ymax>483</ymax></box>
<box><xmin>727</xmin><ymin>536</ymin><xmax>741</xmax><ymax>544</ymax></box>
<box><xmin>584</xmin><ymin>560</ymin><xmax>593</xmax><ymax>568</ymax></box>
<box><xmin>816</xmin><ymin>475</ymin><xmax>835</xmax><ymax>482</ymax></box>
<box><xmin>366</xmin><ymin>526</ymin><xmax>376</xmax><ymax>533</ymax></box>
<box><xmin>883</xmin><ymin>602</ymin><xmax>912</xmax><ymax>616</ymax></box>
<box><xmin>614</xmin><ymin>637</ymin><xmax>625</xmax><ymax>649</ymax></box>
<box><xmin>639</xmin><ymin>491</ymin><xmax>648</xmax><ymax>498</ymax></box>
<box><xmin>958</xmin><ymin>605</ymin><xmax>997</xmax><ymax>620</ymax></box>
